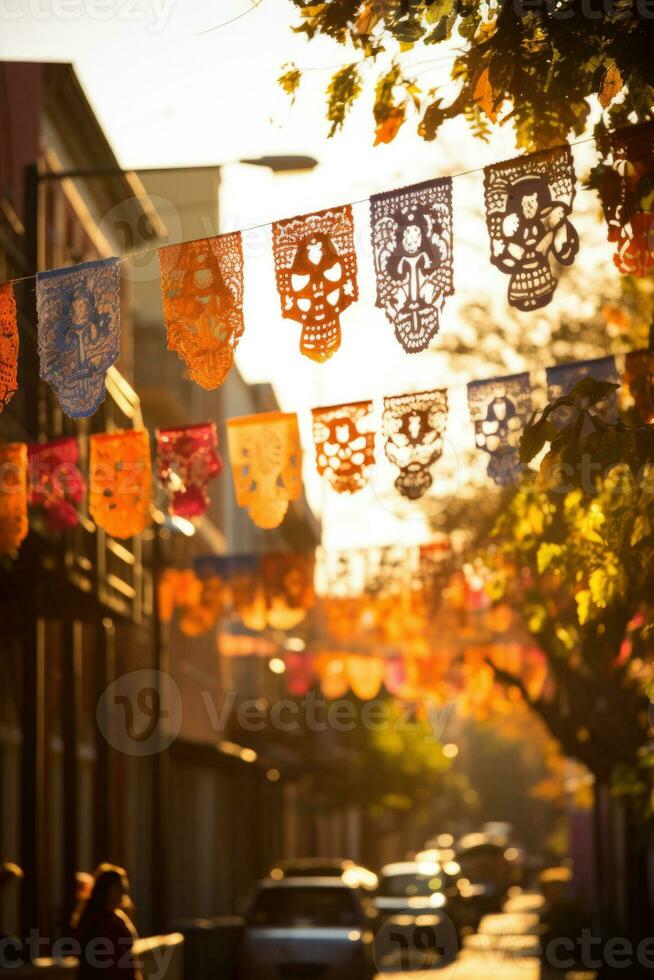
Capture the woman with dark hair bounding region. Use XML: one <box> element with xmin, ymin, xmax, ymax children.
<box><xmin>73</xmin><ymin>865</ymin><xmax>141</xmax><ymax>980</ymax></box>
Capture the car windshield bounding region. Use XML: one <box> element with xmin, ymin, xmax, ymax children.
<box><xmin>249</xmin><ymin>886</ymin><xmax>362</xmax><ymax>926</ymax></box>
<box><xmin>378</xmin><ymin>873</ymin><xmax>440</xmax><ymax>898</ymax></box>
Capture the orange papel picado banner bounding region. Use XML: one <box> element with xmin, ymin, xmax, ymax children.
<box><xmin>89</xmin><ymin>429</ymin><xmax>152</xmax><ymax>539</ymax></box>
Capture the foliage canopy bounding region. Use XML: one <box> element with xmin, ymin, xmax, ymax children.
<box><xmin>282</xmin><ymin>2</ymin><xmax>654</xmax><ymax>149</ymax></box>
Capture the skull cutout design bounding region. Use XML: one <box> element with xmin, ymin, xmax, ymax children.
<box><xmin>36</xmin><ymin>258</ymin><xmax>121</xmax><ymax>418</ymax></box>
<box><xmin>468</xmin><ymin>373</ymin><xmax>532</xmax><ymax>486</ymax></box>
<box><xmin>312</xmin><ymin>401</ymin><xmax>375</xmax><ymax>493</ymax></box>
<box><xmin>159</xmin><ymin>234</ymin><xmax>244</xmax><ymax>389</ymax></box>
<box><xmin>370</xmin><ymin>179</ymin><xmax>454</xmax><ymax>353</ymax></box>
<box><xmin>273</xmin><ymin>205</ymin><xmax>358</xmax><ymax>363</ymax></box>
<box><xmin>383</xmin><ymin>389</ymin><xmax>448</xmax><ymax>499</ymax></box>
<box><xmin>592</xmin><ymin>122</ymin><xmax>654</xmax><ymax>277</ymax></box>
<box><xmin>227</xmin><ymin>412</ymin><xmax>302</xmax><ymax>529</ymax></box>
<box><xmin>484</xmin><ymin>147</ymin><xmax>579</xmax><ymax>311</ymax></box>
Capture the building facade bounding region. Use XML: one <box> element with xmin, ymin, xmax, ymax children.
<box><xmin>0</xmin><ymin>61</ymin><xmax>322</xmax><ymax>942</ymax></box>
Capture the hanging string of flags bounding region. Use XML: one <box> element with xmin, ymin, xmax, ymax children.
<box><xmin>0</xmin><ymin>121</ymin><xmax>651</xmax><ymax>422</ymax></box>
<box><xmin>0</xmin><ymin>122</ymin><xmax>652</xmax><ymax>553</ymax></box>
<box><xmin>0</xmin><ymin>347</ymin><xmax>651</xmax><ymax>556</ymax></box>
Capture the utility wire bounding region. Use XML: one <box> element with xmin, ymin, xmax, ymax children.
<box><xmin>195</xmin><ymin>0</ymin><xmax>264</xmax><ymax>36</ymax></box>
<box><xmin>1</xmin><ymin>124</ymin><xmax>629</xmax><ymax>289</ymax></box>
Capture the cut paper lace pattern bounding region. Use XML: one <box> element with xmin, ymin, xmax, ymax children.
<box><xmin>156</xmin><ymin>422</ymin><xmax>222</xmax><ymax>518</ymax></box>
<box><xmin>195</xmin><ymin>554</ymin><xmax>264</xmax><ymax>631</ymax></box>
<box><xmin>312</xmin><ymin>401</ymin><xmax>375</xmax><ymax>493</ymax></box>
<box><xmin>36</xmin><ymin>258</ymin><xmax>121</xmax><ymax>418</ymax></box>
<box><xmin>0</xmin><ymin>442</ymin><xmax>28</xmax><ymax>554</ymax></box>
<box><xmin>624</xmin><ymin>349</ymin><xmax>654</xmax><ymax>424</ymax></box>
<box><xmin>262</xmin><ymin>552</ymin><xmax>315</xmax><ymax>630</ymax></box>
<box><xmin>546</xmin><ymin>356</ymin><xmax>619</xmax><ymax>423</ymax></box>
<box><xmin>159</xmin><ymin>234</ymin><xmax>244</xmax><ymax>389</ymax></box>
<box><xmin>194</xmin><ymin>552</ymin><xmax>314</xmax><ymax>631</ymax></box>
<box><xmin>28</xmin><ymin>437</ymin><xmax>85</xmax><ymax>531</ymax></box>
<box><xmin>383</xmin><ymin>388</ymin><xmax>448</xmax><ymax>499</ymax></box>
<box><xmin>594</xmin><ymin>122</ymin><xmax>654</xmax><ymax>277</ymax></box>
<box><xmin>370</xmin><ymin>178</ymin><xmax>454</xmax><ymax>353</ymax></box>
<box><xmin>227</xmin><ymin>411</ymin><xmax>302</xmax><ymax>529</ymax></box>
<box><xmin>273</xmin><ymin>205</ymin><xmax>358</xmax><ymax>363</ymax></box>
<box><xmin>89</xmin><ymin>429</ymin><xmax>152</xmax><ymax>539</ymax></box>
<box><xmin>0</xmin><ymin>283</ymin><xmax>19</xmax><ymax>413</ymax></box>
<box><xmin>468</xmin><ymin>372</ymin><xmax>532</xmax><ymax>486</ymax></box>
<box><xmin>484</xmin><ymin>147</ymin><xmax>579</xmax><ymax>311</ymax></box>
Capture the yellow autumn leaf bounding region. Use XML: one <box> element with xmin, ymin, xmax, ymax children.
<box><xmin>527</xmin><ymin>502</ymin><xmax>545</xmax><ymax>536</ymax></box>
<box><xmin>473</xmin><ymin>67</ymin><xmax>499</xmax><ymax>123</ymax></box>
<box><xmin>355</xmin><ymin>1</ymin><xmax>382</xmax><ymax>34</ymax></box>
<box><xmin>576</xmin><ymin>589</ymin><xmax>591</xmax><ymax>625</ymax></box>
<box><xmin>374</xmin><ymin>106</ymin><xmax>406</xmax><ymax>145</ymax></box>
<box><xmin>599</xmin><ymin>62</ymin><xmax>623</xmax><ymax>108</ymax></box>
<box><xmin>300</xmin><ymin>3</ymin><xmax>326</xmax><ymax>16</ymax></box>
<box><xmin>537</xmin><ymin>542</ymin><xmax>563</xmax><ymax>573</ymax></box>
<box><xmin>589</xmin><ymin>567</ymin><xmax>610</xmax><ymax>607</ymax></box>
<box><xmin>631</xmin><ymin>512</ymin><xmax>651</xmax><ymax>546</ymax></box>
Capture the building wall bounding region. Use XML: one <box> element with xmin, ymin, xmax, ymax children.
<box><xmin>0</xmin><ymin>62</ymin><xmax>160</xmax><ymax>939</ymax></box>
<box><xmin>0</xmin><ymin>60</ymin><xmax>322</xmax><ymax>941</ymax></box>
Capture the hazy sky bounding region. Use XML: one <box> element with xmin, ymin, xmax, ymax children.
<box><xmin>2</xmin><ymin>1</ymin><xmax>621</xmax><ymax>547</ymax></box>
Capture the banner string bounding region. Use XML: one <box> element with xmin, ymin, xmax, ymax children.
<box><xmin>195</xmin><ymin>0</ymin><xmax>265</xmax><ymax>36</ymax></box>
<box><xmin>0</xmin><ymin>125</ymin><xmax>621</xmax><ymax>290</ymax></box>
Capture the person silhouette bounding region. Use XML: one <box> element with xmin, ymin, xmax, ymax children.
<box><xmin>73</xmin><ymin>865</ymin><xmax>141</xmax><ymax>980</ymax></box>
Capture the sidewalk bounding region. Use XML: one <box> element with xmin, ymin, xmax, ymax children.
<box><xmin>374</xmin><ymin>951</ymin><xmax>541</xmax><ymax>979</ymax></box>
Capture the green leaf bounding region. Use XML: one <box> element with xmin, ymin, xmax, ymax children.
<box><xmin>568</xmin><ymin>377</ymin><xmax>620</xmax><ymax>406</ymax></box>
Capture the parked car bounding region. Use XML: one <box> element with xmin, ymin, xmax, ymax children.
<box><xmin>373</xmin><ymin>863</ymin><xmax>458</xmax><ymax>970</ymax></box>
<box><xmin>268</xmin><ymin>858</ymin><xmax>378</xmax><ymax>892</ymax></box>
<box><xmin>239</xmin><ymin>877</ymin><xmax>375</xmax><ymax>980</ymax></box>
<box><xmin>446</xmin><ymin>835</ymin><xmax>512</xmax><ymax>932</ymax></box>
<box><xmin>374</xmin><ymin>861</ymin><xmax>449</xmax><ymax>917</ymax></box>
